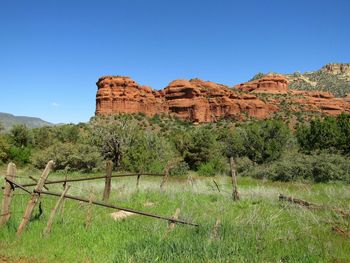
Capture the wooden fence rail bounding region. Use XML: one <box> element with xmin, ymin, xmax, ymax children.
<box><xmin>7</xmin><ymin>177</ymin><xmax>199</xmax><ymax>228</ymax></box>
<box><xmin>6</xmin><ymin>172</ymin><xmax>164</xmax><ymax>189</ymax></box>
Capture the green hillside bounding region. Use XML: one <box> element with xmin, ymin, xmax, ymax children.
<box><xmin>287</xmin><ymin>69</ymin><xmax>350</xmax><ymax>97</ymax></box>
<box><xmin>0</xmin><ymin>112</ymin><xmax>53</xmax><ymax>132</ymax></box>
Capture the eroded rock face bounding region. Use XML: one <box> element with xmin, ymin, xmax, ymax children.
<box><xmin>289</xmin><ymin>90</ymin><xmax>350</xmax><ymax>116</ymax></box>
<box><xmin>96</xmin><ymin>76</ymin><xmax>167</xmax><ymax>116</ymax></box>
<box><xmin>95</xmin><ymin>75</ymin><xmax>350</xmax><ymax>122</ymax></box>
<box><xmin>163</xmin><ymin>78</ymin><xmax>278</xmax><ymax>122</ymax></box>
<box><xmin>96</xmin><ymin>76</ymin><xmax>276</xmax><ymax>122</ymax></box>
<box><xmin>321</xmin><ymin>63</ymin><xmax>350</xmax><ymax>81</ymax></box>
<box><xmin>235</xmin><ymin>74</ymin><xmax>289</xmax><ymax>94</ymax></box>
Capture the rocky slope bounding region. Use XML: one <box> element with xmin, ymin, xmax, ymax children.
<box><xmin>95</xmin><ymin>69</ymin><xmax>350</xmax><ymax>123</ymax></box>
<box><xmin>286</xmin><ymin>63</ymin><xmax>350</xmax><ymax>97</ymax></box>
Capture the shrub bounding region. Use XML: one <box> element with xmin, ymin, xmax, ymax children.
<box><xmin>0</xmin><ymin>136</ymin><xmax>10</xmax><ymax>163</ymax></box>
<box><xmin>10</xmin><ymin>124</ymin><xmax>30</xmax><ymax>147</ymax></box>
<box><xmin>311</xmin><ymin>153</ymin><xmax>350</xmax><ymax>183</ymax></box>
<box><xmin>236</xmin><ymin>157</ymin><xmax>255</xmax><ymax>173</ymax></box>
<box><xmin>31</xmin><ymin>142</ymin><xmax>102</xmax><ymax>172</ymax></box>
<box><xmin>242</xmin><ymin>152</ymin><xmax>350</xmax><ymax>183</ymax></box>
<box><xmin>225</xmin><ymin>120</ymin><xmax>291</xmax><ymax>164</ymax></box>
<box><xmin>243</xmin><ymin>120</ymin><xmax>291</xmax><ymax>164</ymax></box>
<box><xmin>297</xmin><ymin>114</ymin><xmax>350</xmax><ymax>155</ymax></box>
<box><xmin>121</xmin><ymin>131</ymin><xmax>175</xmax><ymax>173</ymax></box>
<box><xmin>173</xmin><ymin>127</ymin><xmax>223</xmax><ymax>170</ymax></box>
<box><xmin>9</xmin><ymin>146</ymin><xmax>31</xmax><ymax>164</ymax></box>
<box><xmin>197</xmin><ymin>158</ymin><xmax>227</xmax><ymax>177</ymax></box>
<box><xmin>169</xmin><ymin>161</ymin><xmax>190</xmax><ymax>177</ymax></box>
<box><xmin>197</xmin><ymin>162</ymin><xmax>216</xmax><ymax>177</ymax></box>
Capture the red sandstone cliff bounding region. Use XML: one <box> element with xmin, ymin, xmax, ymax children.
<box><xmin>96</xmin><ymin>76</ymin><xmax>167</xmax><ymax>116</ymax></box>
<box><xmin>235</xmin><ymin>74</ymin><xmax>289</xmax><ymax>94</ymax></box>
<box><xmin>95</xmin><ymin>75</ymin><xmax>350</xmax><ymax>122</ymax></box>
<box><xmin>96</xmin><ymin>76</ymin><xmax>277</xmax><ymax>122</ymax></box>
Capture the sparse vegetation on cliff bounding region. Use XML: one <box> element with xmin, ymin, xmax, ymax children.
<box><xmin>288</xmin><ymin>70</ymin><xmax>350</xmax><ymax>97</ymax></box>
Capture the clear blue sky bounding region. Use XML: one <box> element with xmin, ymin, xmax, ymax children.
<box><xmin>1</xmin><ymin>0</ymin><xmax>349</xmax><ymax>124</ymax></box>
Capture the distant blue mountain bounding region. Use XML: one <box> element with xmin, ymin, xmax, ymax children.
<box><xmin>0</xmin><ymin>112</ymin><xmax>53</xmax><ymax>132</ymax></box>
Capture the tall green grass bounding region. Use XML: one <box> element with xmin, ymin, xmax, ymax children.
<box><xmin>0</xmin><ymin>170</ymin><xmax>349</xmax><ymax>262</ymax></box>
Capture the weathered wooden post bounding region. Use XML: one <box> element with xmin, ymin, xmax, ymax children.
<box><xmin>160</xmin><ymin>159</ymin><xmax>181</xmax><ymax>192</ymax></box>
<box><xmin>17</xmin><ymin>160</ymin><xmax>54</xmax><ymax>236</ymax></box>
<box><xmin>210</xmin><ymin>218</ymin><xmax>221</xmax><ymax>240</ymax></box>
<box><xmin>102</xmin><ymin>161</ymin><xmax>113</xmax><ymax>202</ymax></box>
<box><xmin>164</xmin><ymin>208</ymin><xmax>181</xmax><ymax>237</ymax></box>
<box><xmin>160</xmin><ymin>171</ymin><xmax>168</xmax><ymax>192</ymax></box>
<box><xmin>43</xmin><ymin>185</ymin><xmax>71</xmax><ymax>236</ymax></box>
<box><xmin>29</xmin><ymin>175</ymin><xmax>49</xmax><ymax>191</ymax></box>
<box><xmin>86</xmin><ymin>187</ymin><xmax>94</xmax><ymax>228</ymax></box>
<box><xmin>136</xmin><ymin>173</ymin><xmax>141</xmax><ymax>191</ymax></box>
<box><xmin>0</xmin><ymin>163</ymin><xmax>16</xmax><ymax>227</ymax></box>
<box><xmin>187</xmin><ymin>174</ymin><xmax>193</xmax><ymax>188</ymax></box>
<box><xmin>230</xmin><ymin>157</ymin><xmax>240</xmax><ymax>201</ymax></box>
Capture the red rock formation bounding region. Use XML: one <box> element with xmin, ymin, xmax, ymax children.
<box><xmin>96</xmin><ymin>76</ymin><xmax>277</xmax><ymax>122</ymax></box>
<box><xmin>96</xmin><ymin>76</ymin><xmax>167</xmax><ymax>116</ymax></box>
<box><xmin>235</xmin><ymin>74</ymin><xmax>289</xmax><ymax>94</ymax></box>
<box><xmin>163</xmin><ymin>78</ymin><xmax>277</xmax><ymax>122</ymax></box>
<box><xmin>235</xmin><ymin>75</ymin><xmax>350</xmax><ymax>116</ymax></box>
<box><xmin>289</xmin><ymin>90</ymin><xmax>350</xmax><ymax>116</ymax></box>
<box><xmin>95</xmin><ymin>74</ymin><xmax>350</xmax><ymax>122</ymax></box>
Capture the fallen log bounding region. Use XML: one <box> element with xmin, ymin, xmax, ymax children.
<box><xmin>279</xmin><ymin>194</ymin><xmax>349</xmax><ymax>217</ymax></box>
<box><xmin>279</xmin><ymin>194</ymin><xmax>320</xmax><ymax>208</ymax></box>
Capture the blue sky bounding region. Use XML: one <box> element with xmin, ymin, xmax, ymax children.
<box><xmin>1</xmin><ymin>0</ymin><xmax>349</xmax><ymax>124</ymax></box>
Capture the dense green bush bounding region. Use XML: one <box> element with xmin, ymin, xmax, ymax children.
<box><xmin>8</xmin><ymin>146</ymin><xmax>31</xmax><ymax>164</ymax></box>
<box><xmin>172</xmin><ymin>127</ymin><xmax>224</xmax><ymax>170</ymax></box>
<box><xmin>197</xmin><ymin>162</ymin><xmax>216</xmax><ymax>176</ymax></box>
<box><xmin>197</xmin><ymin>158</ymin><xmax>227</xmax><ymax>177</ymax></box>
<box><xmin>297</xmin><ymin>114</ymin><xmax>350</xmax><ymax>154</ymax></box>
<box><xmin>168</xmin><ymin>161</ymin><xmax>190</xmax><ymax>177</ymax></box>
<box><xmin>31</xmin><ymin>126</ymin><xmax>53</xmax><ymax>149</ymax></box>
<box><xmin>31</xmin><ymin>142</ymin><xmax>102</xmax><ymax>172</ymax></box>
<box><xmin>235</xmin><ymin>157</ymin><xmax>255</xmax><ymax>173</ymax></box>
<box><xmin>225</xmin><ymin>120</ymin><xmax>291</xmax><ymax>164</ymax></box>
<box><xmin>311</xmin><ymin>153</ymin><xmax>350</xmax><ymax>182</ymax></box>
<box><xmin>242</xmin><ymin>152</ymin><xmax>350</xmax><ymax>183</ymax></box>
<box><xmin>121</xmin><ymin>131</ymin><xmax>175</xmax><ymax>173</ymax></box>
<box><xmin>0</xmin><ymin>136</ymin><xmax>10</xmax><ymax>164</ymax></box>
<box><xmin>10</xmin><ymin>124</ymin><xmax>30</xmax><ymax>147</ymax></box>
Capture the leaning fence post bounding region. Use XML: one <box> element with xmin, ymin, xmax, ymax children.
<box><xmin>103</xmin><ymin>161</ymin><xmax>113</xmax><ymax>202</ymax></box>
<box><xmin>164</xmin><ymin>208</ymin><xmax>181</xmax><ymax>237</ymax></box>
<box><xmin>0</xmin><ymin>163</ymin><xmax>16</xmax><ymax>227</ymax></box>
<box><xmin>230</xmin><ymin>157</ymin><xmax>240</xmax><ymax>201</ymax></box>
<box><xmin>17</xmin><ymin>160</ymin><xmax>54</xmax><ymax>236</ymax></box>
<box><xmin>43</xmin><ymin>185</ymin><xmax>70</xmax><ymax>236</ymax></box>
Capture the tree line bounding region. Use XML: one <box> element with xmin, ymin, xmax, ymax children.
<box><xmin>0</xmin><ymin>113</ymin><xmax>349</xmax><ymax>183</ymax></box>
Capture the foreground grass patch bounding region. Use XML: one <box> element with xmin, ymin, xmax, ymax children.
<box><xmin>0</xmin><ymin>172</ymin><xmax>349</xmax><ymax>262</ymax></box>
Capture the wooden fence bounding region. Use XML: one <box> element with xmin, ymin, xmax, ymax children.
<box><xmin>0</xmin><ymin>161</ymin><xmax>198</xmax><ymax>237</ymax></box>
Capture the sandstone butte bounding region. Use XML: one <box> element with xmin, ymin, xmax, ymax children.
<box><xmin>95</xmin><ymin>74</ymin><xmax>350</xmax><ymax>123</ymax></box>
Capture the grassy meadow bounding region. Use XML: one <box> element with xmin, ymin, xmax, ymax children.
<box><xmin>0</xmin><ymin>168</ymin><xmax>349</xmax><ymax>263</ymax></box>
